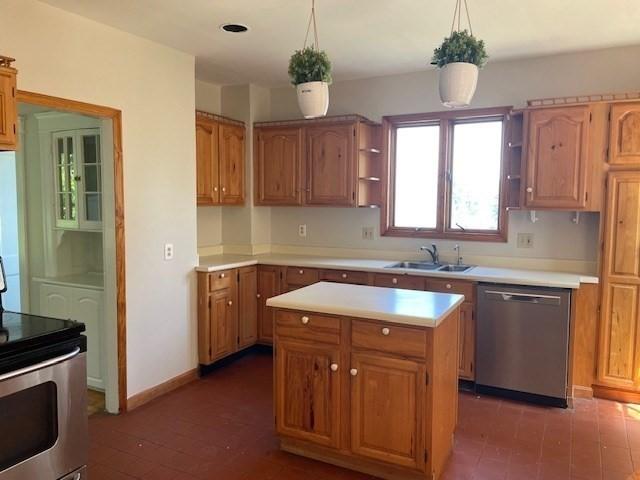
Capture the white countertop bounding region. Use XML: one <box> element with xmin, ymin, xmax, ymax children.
<box><xmin>196</xmin><ymin>254</ymin><xmax>598</xmax><ymax>289</ymax></box>
<box><xmin>266</xmin><ymin>282</ymin><xmax>465</xmax><ymax>328</ymax></box>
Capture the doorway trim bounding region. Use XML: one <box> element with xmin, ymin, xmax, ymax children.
<box><xmin>17</xmin><ymin>90</ymin><xmax>128</xmax><ymax>411</ymax></box>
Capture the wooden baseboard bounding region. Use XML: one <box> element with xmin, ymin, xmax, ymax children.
<box><xmin>593</xmin><ymin>384</ymin><xmax>640</xmax><ymax>404</ymax></box>
<box><xmin>126</xmin><ymin>368</ymin><xmax>199</xmax><ymax>411</ymax></box>
<box><xmin>572</xmin><ymin>385</ymin><xmax>594</xmax><ymax>400</ymax></box>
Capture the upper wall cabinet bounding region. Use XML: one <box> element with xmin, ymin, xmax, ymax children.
<box><xmin>609</xmin><ymin>102</ymin><xmax>640</xmax><ymax>167</ymax></box>
<box><xmin>525</xmin><ymin>106</ymin><xmax>591</xmax><ymax>210</ymax></box>
<box><xmin>0</xmin><ymin>56</ymin><xmax>17</xmax><ymax>151</ymax></box>
<box><xmin>254</xmin><ymin>127</ymin><xmax>303</xmax><ymax>205</ymax></box>
<box><xmin>195</xmin><ymin>111</ymin><xmax>245</xmax><ymax>206</ymax></box>
<box><xmin>254</xmin><ymin>116</ymin><xmax>381</xmax><ymax>208</ymax></box>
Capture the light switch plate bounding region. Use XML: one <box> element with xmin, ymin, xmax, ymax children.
<box><xmin>517</xmin><ymin>233</ymin><xmax>534</xmax><ymax>248</ymax></box>
<box><xmin>362</xmin><ymin>227</ymin><xmax>374</xmax><ymax>240</ymax></box>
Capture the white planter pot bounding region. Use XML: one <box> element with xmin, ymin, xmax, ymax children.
<box><xmin>296</xmin><ymin>81</ymin><xmax>329</xmax><ymax>119</ymax></box>
<box><xmin>439</xmin><ymin>62</ymin><xmax>479</xmax><ymax>108</ymax></box>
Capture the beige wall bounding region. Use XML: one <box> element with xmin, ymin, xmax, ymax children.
<box><xmin>2</xmin><ymin>0</ymin><xmax>197</xmax><ymax>398</ymax></box>
<box><xmin>264</xmin><ymin>45</ymin><xmax>640</xmax><ymax>272</ymax></box>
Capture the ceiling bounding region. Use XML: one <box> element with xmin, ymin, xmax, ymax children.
<box><xmin>40</xmin><ymin>0</ymin><xmax>640</xmax><ymax>86</ymax></box>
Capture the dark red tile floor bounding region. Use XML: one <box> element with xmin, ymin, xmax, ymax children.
<box><xmin>89</xmin><ymin>351</ymin><xmax>640</xmax><ymax>480</ymax></box>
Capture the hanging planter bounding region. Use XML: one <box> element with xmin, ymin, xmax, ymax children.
<box><xmin>431</xmin><ymin>0</ymin><xmax>488</xmax><ymax>108</ymax></box>
<box><xmin>288</xmin><ymin>0</ymin><xmax>332</xmax><ymax>119</ymax></box>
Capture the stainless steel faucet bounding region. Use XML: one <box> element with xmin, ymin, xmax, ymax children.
<box><xmin>454</xmin><ymin>244</ymin><xmax>463</xmax><ymax>265</ymax></box>
<box><xmin>420</xmin><ymin>244</ymin><xmax>439</xmax><ymax>264</ymax></box>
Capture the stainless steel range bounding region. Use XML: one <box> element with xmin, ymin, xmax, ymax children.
<box><xmin>0</xmin><ymin>256</ymin><xmax>88</xmax><ymax>480</ymax></box>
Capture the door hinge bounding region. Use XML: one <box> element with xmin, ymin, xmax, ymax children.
<box><xmin>237</xmin><ymin>271</ymin><xmax>240</xmax><ymax>283</ymax></box>
<box><xmin>352</xmin><ymin>191</ymin><xmax>355</xmax><ymax>201</ymax></box>
<box><xmin>589</xmin><ymin>112</ymin><xmax>592</xmax><ymax>122</ymax></box>
<box><xmin>12</xmin><ymin>86</ymin><xmax>15</xmax><ymax>97</ymax></box>
<box><xmin>585</xmin><ymin>192</ymin><xmax>589</xmax><ymax>202</ymax></box>
<box><xmin>424</xmin><ymin>449</ymin><xmax>429</xmax><ymax>463</ymax></box>
<box><xmin>208</xmin><ymin>297</ymin><xmax>211</xmax><ymax>308</ymax></box>
<box><xmin>425</xmin><ymin>372</ymin><xmax>430</xmax><ymax>386</ymax></box>
<box><xmin>470</xmin><ymin>362</ymin><xmax>474</xmax><ymax>372</ymax></box>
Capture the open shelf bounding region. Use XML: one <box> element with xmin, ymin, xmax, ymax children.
<box><xmin>357</xmin><ymin>124</ymin><xmax>383</xmax><ymax>208</ymax></box>
<box><xmin>360</xmin><ymin>148</ymin><xmax>381</xmax><ymax>154</ymax></box>
<box><xmin>504</xmin><ymin>110</ymin><xmax>526</xmax><ymax>210</ymax></box>
<box><xmin>507</xmin><ymin>174</ymin><xmax>521</xmax><ymax>180</ymax></box>
<box><xmin>508</xmin><ymin>141</ymin><xmax>523</xmax><ymax>148</ymax></box>
<box><xmin>359</xmin><ymin>176</ymin><xmax>381</xmax><ymax>182</ymax></box>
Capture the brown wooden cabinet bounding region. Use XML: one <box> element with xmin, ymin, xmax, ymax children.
<box><xmin>257</xmin><ymin>265</ymin><xmax>282</xmax><ymax>344</ymax></box>
<box><xmin>609</xmin><ymin>102</ymin><xmax>640</xmax><ymax>166</ymax></box>
<box><xmin>275</xmin><ymin>340</ymin><xmax>341</xmax><ymax>448</ymax></box>
<box><xmin>350</xmin><ymin>353</ymin><xmax>425</xmax><ymax>470</ymax></box>
<box><xmin>0</xmin><ymin>58</ymin><xmax>17</xmax><ymax>151</ymax></box>
<box><xmin>195</xmin><ymin>112</ymin><xmax>245</xmax><ymax>206</ymax></box>
<box><xmin>198</xmin><ymin>267</ymin><xmax>258</xmax><ymax>365</ymax></box>
<box><xmin>254</xmin><ymin>127</ymin><xmax>303</xmax><ymax>205</ymax></box>
<box><xmin>254</xmin><ymin>116</ymin><xmax>380</xmax><ymax>207</ymax></box>
<box><xmin>306</xmin><ymin>123</ymin><xmax>356</xmax><ymax>206</ymax></box>
<box><xmin>238</xmin><ymin>266</ymin><xmax>258</xmax><ymax>348</ymax></box>
<box><xmin>597</xmin><ymin>171</ymin><xmax>640</xmax><ymax>391</ymax></box>
<box><xmin>525</xmin><ymin>106</ymin><xmax>591</xmax><ymax>209</ymax></box>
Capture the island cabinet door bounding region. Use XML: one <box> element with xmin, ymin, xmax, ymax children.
<box><xmin>458</xmin><ymin>303</ymin><xmax>475</xmax><ymax>380</ymax></box>
<box><xmin>257</xmin><ymin>265</ymin><xmax>281</xmax><ymax>343</ymax></box>
<box><xmin>275</xmin><ymin>340</ymin><xmax>341</xmax><ymax>448</ymax></box>
<box><xmin>350</xmin><ymin>353</ymin><xmax>425</xmax><ymax>471</ymax></box>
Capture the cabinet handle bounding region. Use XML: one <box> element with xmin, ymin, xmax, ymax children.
<box><xmin>330</xmin><ymin>363</ymin><xmax>339</xmax><ymax>372</ymax></box>
<box><xmin>381</xmin><ymin>327</ymin><xmax>390</xmax><ymax>336</ymax></box>
<box><xmin>526</xmin><ymin>187</ymin><xmax>533</xmax><ymax>193</ymax></box>
<box><xmin>392</xmin><ymin>278</ymin><xmax>398</xmax><ymax>284</ymax></box>
<box><xmin>301</xmin><ymin>316</ymin><xmax>310</xmax><ymax>324</ymax></box>
<box><xmin>299</xmin><ymin>269</ymin><xmax>304</xmax><ymax>275</ymax></box>
<box><xmin>256</xmin><ymin>293</ymin><xmax>261</xmax><ymax>298</ymax></box>
<box><xmin>350</xmin><ymin>368</ymin><xmax>358</xmax><ymax>376</ymax></box>
<box><xmin>227</xmin><ymin>300</ymin><xmax>233</xmax><ymax>306</ymax></box>
<box><xmin>446</xmin><ymin>283</ymin><xmax>452</xmax><ymax>289</ymax></box>
<box><xmin>341</xmin><ymin>273</ymin><xmax>347</xmax><ymax>279</ymax></box>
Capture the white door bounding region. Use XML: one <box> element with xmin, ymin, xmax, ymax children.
<box><xmin>0</xmin><ymin>151</ymin><xmax>21</xmax><ymax>311</ymax></box>
<box><xmin>72</xmin><ymin>288</ymin><xmax>104</xmax><ymax>389</ymax></box>
<box><xmin>39</xmin><ymin>283</ymin><xmax>73</xmax><ymax>319</ymax></box>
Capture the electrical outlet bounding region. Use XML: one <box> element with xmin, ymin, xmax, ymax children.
<box><xmin>362</xmin><ymin>227</ymin><xmax>374</xmax><ymax>240</ymax></box>
<box><xmin>164</xmin><ymin>243</ymin><xmax>174</xmax><ymax>260</ymax></box>
<box><xmin>517</xmin><ymin>233</ymin><xmax>534</xmax><ymax>249</ymax></box>
<box><xmin>298</xmin><ymin>224</ymin><xmax>307</xmax><ymax>238</ymax></box>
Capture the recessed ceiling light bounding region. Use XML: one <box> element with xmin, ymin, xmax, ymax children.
<box><xmin>220</xmin><ymin>23</ymin><xmax>249</xmax><ymax>33</ymax></box>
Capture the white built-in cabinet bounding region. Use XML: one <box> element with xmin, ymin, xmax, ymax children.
<box><xmin>39</xmin><ymin>282</ymin><xmax>104</xmax><ymax>389</ymax></box>
<box><xmin>52</xmin><ymin>129</ymin><xmax>102</xmax><ymax>231</ymax></box>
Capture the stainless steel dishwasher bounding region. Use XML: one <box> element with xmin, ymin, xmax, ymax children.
<box><xmin>476</xmin><ymin>283</ymin><xmax>571</xmax><ymax>407</ymax></box>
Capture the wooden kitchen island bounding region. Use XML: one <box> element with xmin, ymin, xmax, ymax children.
<box><xmin>266</xmin><ymin>282</ymin><xmax>464</xmax><ymax>480</ymax></box>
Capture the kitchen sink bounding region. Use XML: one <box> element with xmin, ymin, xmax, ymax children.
<box><xmin>438</xmin><ymin>264</ymin><xmax>473</xmax><ymax>272</ymax></box>
<box><xmin>386</xmin><ymin>261</ymin><xmax>441</xmax><ymax>270</ymax></box>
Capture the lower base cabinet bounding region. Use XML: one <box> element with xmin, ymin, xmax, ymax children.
<box><xmin>257</xmin><ymin>265</ymin><xmax>282</xmax><ymax>344</ymax></box>
<box><xmin>38</xmin><ymin>282</ymin><xmax>104</xmax><ymax>389</ymax></box>
<box><xmin>274</xmin><ymin>308</ymin><xmax>459</xmax><ymax>480</ymax></box>
<box><xmin>198</xmin><ymin>266</ymin><xmax>258</xmax><ymax>365</ymax></box>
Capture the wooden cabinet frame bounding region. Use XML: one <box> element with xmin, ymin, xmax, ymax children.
<box><xmin>0</xmin><ymin>58</ymin><xmax>17</xmax><ymax>151</ymax></box>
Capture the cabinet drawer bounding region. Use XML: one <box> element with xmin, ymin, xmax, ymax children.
<box><xmin>276</xmin><ymin>310</ymin><xmax>341</xmax><ymax>345</ymax></box>
<box><xmin>351</xmin><ymin>320</ymin><xmax>426</xmax><ymax>359</ymax></box>
<box><xmin>286</xmin><ymin>267</ymin><xmax>320</xmax><ymax>286</ymax></box>
<box><xmin>321</xmin><ymin>269</ymin><xmax>369</xmax><ymax>285</ymax></box>
<box><xmin>426</xmin><ymin>278</ymin><xmax>474</xmax><ymax>303</ymax></box>
<box><xmin>209</xmin><ymin>269</ymin><xmax>234</xmax><ymax>291</ymax></box>
<box><xmin>373</xmin><ymin>274</ymin><xmax>425</xmax><ymax>291</ymax></box>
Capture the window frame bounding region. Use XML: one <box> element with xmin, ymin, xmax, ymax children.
<box><xmin>381</xmin><ymin>106</ymin><xmax>512</xmax><ymax>242</ymax></box>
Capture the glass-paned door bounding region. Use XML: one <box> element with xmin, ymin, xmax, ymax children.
<box><xmin>52</xmin><ymin>132</ymin><xmax>78</xmax><ymax>229</ymax></box>
<box><xmin>79</xmin><ymin>131</ymin><xmax>101</xmax><ymax>229</ymax></box>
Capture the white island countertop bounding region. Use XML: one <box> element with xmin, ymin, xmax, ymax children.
<box><xmin>266</xmin><ymin>282</ymin><xmax>465</xmax><ymax>328</ymax></box>
<box><xmin>196</xmin><ymin>254</ymin><xmax>598</xmax><ymax>289</ymax></box>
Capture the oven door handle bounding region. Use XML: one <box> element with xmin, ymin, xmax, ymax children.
<box><xmin>0</xmin><ymin>347</ymin><xmax>81</xmax><ymax>382</ymax></box>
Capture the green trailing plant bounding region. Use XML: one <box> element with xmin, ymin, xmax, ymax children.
<box><xmin>431</xmin><ymin>30</ymin><xmax>488</xmax><ymax>68</ymax></box>
<box><xmin>288</xmin><ymin>47</ymin><xmax>332</xmax><ymax>86</ymax></box>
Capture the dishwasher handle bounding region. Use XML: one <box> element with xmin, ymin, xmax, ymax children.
<box><xmin>484</xmin><ymin>289</ymin><xmax>562</xmax><ymax>306</ymax></box>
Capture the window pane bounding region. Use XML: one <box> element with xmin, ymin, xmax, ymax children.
<box><xmin>450</xmin><ymin>120</ymin><xmax>503</xmax><ymax>231</ymax></box>
<box><xmin>393</xmin><ymin>125</ymin><xmax>440</xmax><ymax>229</ymax></box>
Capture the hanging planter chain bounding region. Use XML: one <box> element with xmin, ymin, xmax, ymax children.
<box><xmin>450</xmin><ymin>0</ymin><xmax>473</xmax><ymax>36</ymax></box>
<box><xmin>303</xmin><ymin>0</ymin><xmax>320</xmax><ymax>50</ymax></box>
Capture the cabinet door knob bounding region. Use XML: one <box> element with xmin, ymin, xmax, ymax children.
<box><xmin>227</xmin><ymin>300</ymin><xmax>233</xmax><ymax>306</ymax></box>
<box><xmin>299</xmin><ymin>269</ymin><xmax>304</xmax><ymax>274</ymax></box>
<box><xmin>526</xmin><ymin>187</ymin><xmax>533</xmax><ymax>193</ymax></box>
<box><xmin>222</xmin><ymin>186</ymin><xmax>226</xmax><ymax>192</ymax></box>
<box><xmin>330</xmin><ymin>363</ymin><xmax>339</xmax><ymax>372</ymax></box>
<box><xmin>213</xmin><ymin>187</ymin><xmax>218</xmax><ymax>192</ymax></box>
<box><xmin>350</xmin><ymin>368</ymin><xmax>358</xmax><ymax>376</ymax></box>
<box><xmin>256</xmin><ymin>293</ymin><xmax>261</xmax><ymax>298</ymax></box>
<box><xmin>392</xmin><ymin>278</ymin><xmax>398</xmax><ymax>284</ymax></box>
<box><xmin>301</xmin><ymin>316</ymin><xmax>310</xmax><ymax>324</ymax></box>
<box><xmin>220</xmin><ymin>273</ymin><xmax>225</xmax><ymax>278</ymax></box>
<box><xmin>381</xmin><ymin>327</ymin><xmax>390</xmax><ymax>336</ymax></box>
<box><xmin>446</xmin><ymin>283</ymin><xmax>452</xmax><ymax>289</ymax></box>
<box><xmin>341</xmin><ymin>273</ymin><xmax>347</xmax><ymax>279</ymax></box>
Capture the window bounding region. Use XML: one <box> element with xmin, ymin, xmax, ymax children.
<box><xmin>383</xmin><ymin>107</ymin><xmax>509</xmax><ymax>241</ymax></box>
